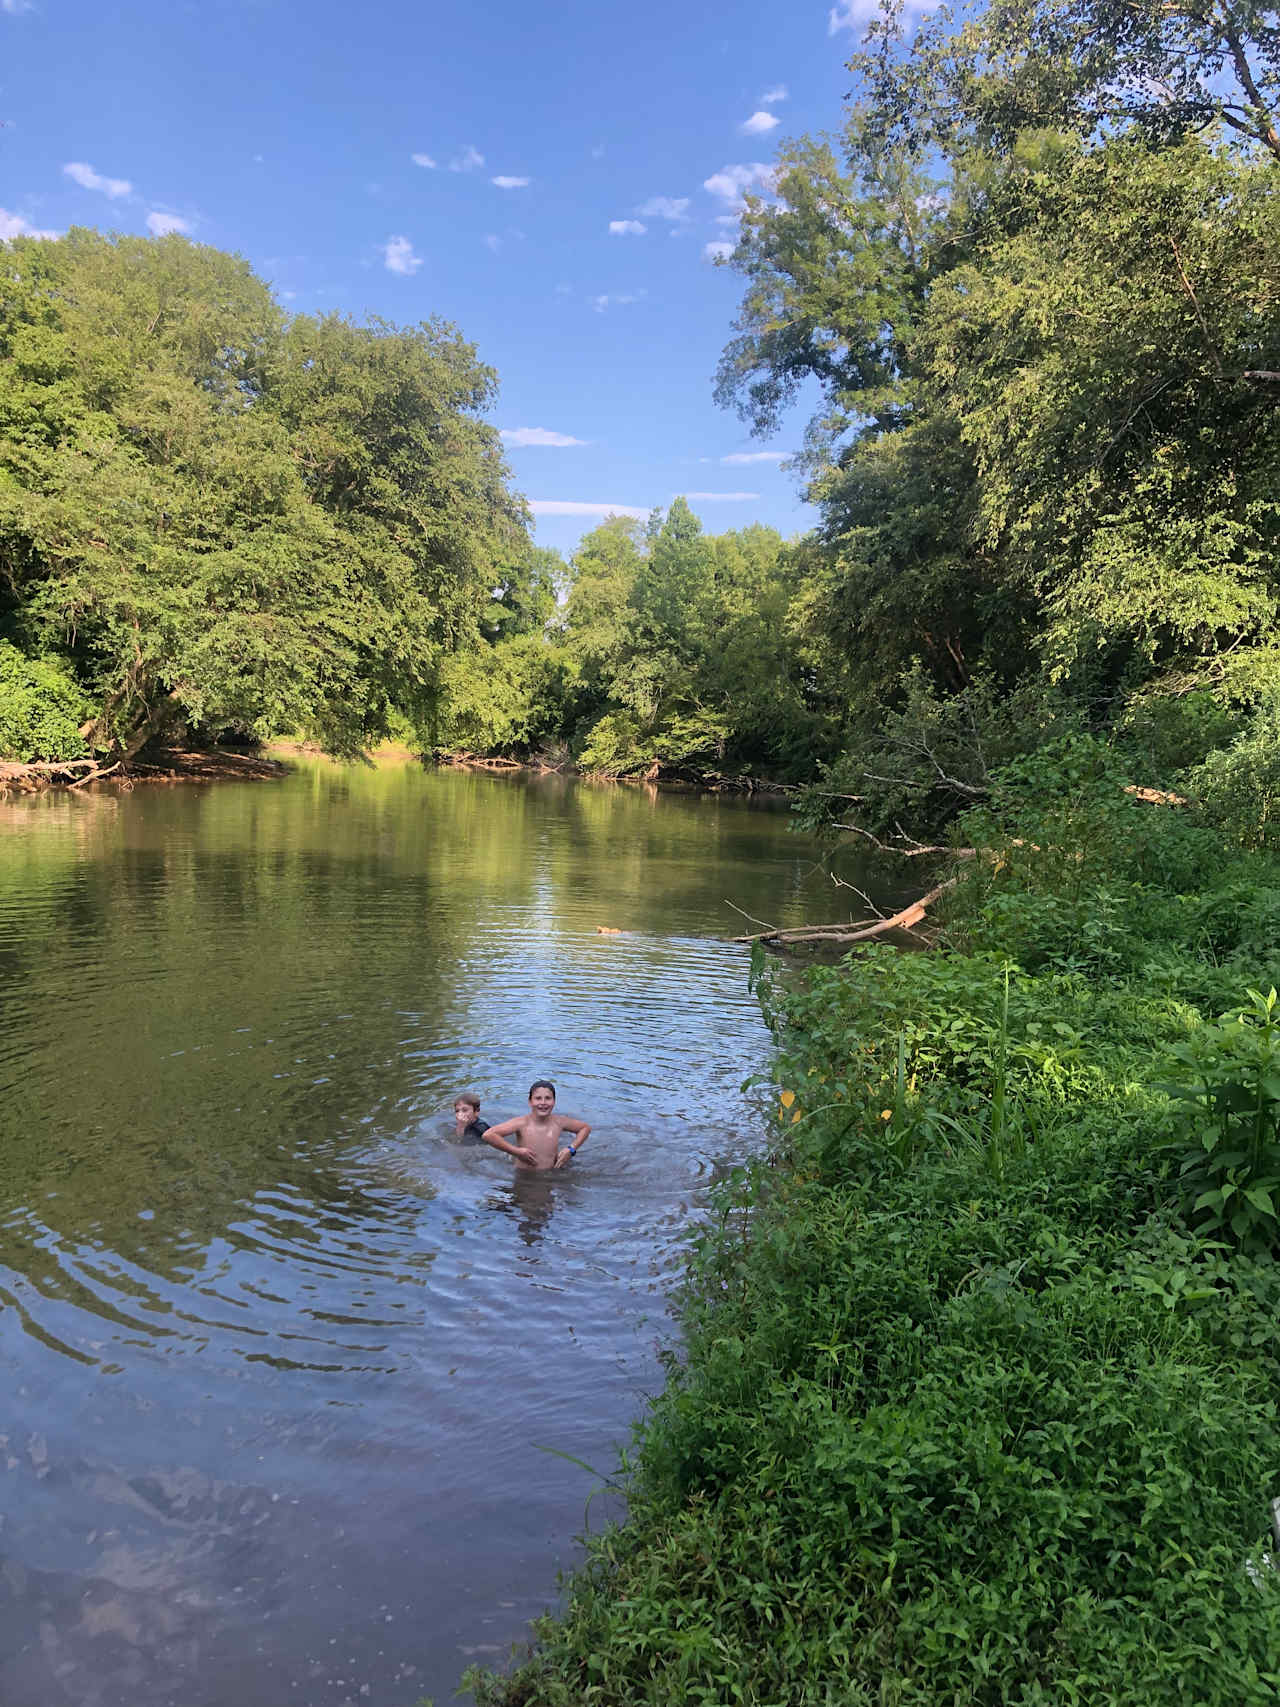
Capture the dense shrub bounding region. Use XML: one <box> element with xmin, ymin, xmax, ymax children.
<box><xmin>0</xmin><ymin>640</ymin><xmax>90</xmax><ymax>762</ymax></box>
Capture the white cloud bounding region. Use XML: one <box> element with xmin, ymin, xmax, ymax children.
<box><xmin>501</xmin><ymin>427</ymin><xmax>589</xmax><ymax>448</ymax></box>
<box><xmin>684</xmin><ymin>490</ymin><xmax>760</xmax><ymax>501</ymax></box>
<box><xmin>530</xmin><ymin>499</ymin><xmax>648</xmax><ymax>519</ymax></box>
<box><xmin>0</xmin><ymin>207</ymin><xmax>58</xmax><ymax>240</ymax></box>
<box><xmin>63</xmin><ymin>160</ymin><xmax>132</xmax><ymax>199</ymax></box>
<box><xmin>1</xmin><ymin>1</ymin><xmax>34</xmax><ymax>14</ymax></box>
<box><xmin>761</xmin><ymin>85</ymin><xmax>788</xmax><ymax>105</ymax></box>
<box><xmin>492</xmin><ymin>175</ymin><xmax>530</xmax><ymax>189</ymax></box>
<box><xmin>483</xmin><ymin>233</ymin><xmax>502</xmax><ymax>252</ymax></box>
<box><xmin>830</xmin><ymin>0</ymin><xmax>924</xmax><ymax>31</ymax></box>
<box><xmin>609</xmin><ymin>219</ymin><xmax>646</xmax><ymax>236</ymax></box>
<box><xmin>740</xmin><ymin>110</ymin><xmax>780</xmax><ymax>135</ymax></box>
<box><xmin>590</xmin><ymin>292</ymin><xmax>643</xmax><ymax>311</ymax></box>
<box><xmin>721</xmin><ymin>450</ymin><xmax>787</xmax><ymax>465</ymax></box>
<box><xmin>382</xmin><ymin>234</ymin><xmax>423</xmax><ymax>274</ymax></box>
<box><xmin>703</xmin><ymin>240</ymin><xmax>734</xmax><ymax>261</ymax></box>
<box><xmin>449</xmin><ymin>144</ymin><xmax>485</xmax><ymax>172</ymax></box>
<box><xmin>636</xmin><ymin>196</ymin><xmax>689</xmax><ymax>222</ymax></box>
<box><xmin>146</xmin><ymin>211</ymin><xmax>192</xmax><ymax>236</ymax></box>
<box><xmin>411</xmin><ymin>152</ymin><xmax>436</xmax><ymax>168</ymax></box>
<box><xmin>703</xmin><ymin>162</ymin><xmax>777</xmax><ymax>206</ymax></box>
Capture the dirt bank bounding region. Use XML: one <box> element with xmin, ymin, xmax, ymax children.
<box><xmin>0</xmin><ymin>747</ymin><xmax>290</xmax><ymax>798</ymax></box>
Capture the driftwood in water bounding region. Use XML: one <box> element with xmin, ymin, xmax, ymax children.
<box><xmin>731</xmin><ymin>880</ymin><xmax>955</xmax><ymax>947</ymax></box>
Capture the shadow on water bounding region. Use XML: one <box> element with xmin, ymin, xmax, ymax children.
<box><xmin>0</xmin><ymin>764</ymin><xmax>881</xmax><ymax>1706</ymax></box>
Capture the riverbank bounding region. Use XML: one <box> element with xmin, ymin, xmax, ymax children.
<box><xmin>0</xmin><ymin>746</ymin><xmax>290</xmax><ymax>798</ymax></box>
<box><xmin>469</xmin><ymin>739</ymin><xmax>1280</xmax><ymax>1707</ymax></box>
<box><xmin>436</xmin><ymin>748</ymin><xmax>796</xmax><ymax>795</ymax></box>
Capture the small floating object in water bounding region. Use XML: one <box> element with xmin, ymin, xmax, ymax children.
<box><xmin>596</xmin><ymin>926</ymin><xmax>623</xmax><ymax>934</ymax></box>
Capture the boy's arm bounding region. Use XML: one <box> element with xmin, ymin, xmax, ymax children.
<box><xmin>554</xmin><ymin>1118</ymin><xmax>591</xmax><ymax>1167</ymax></box>
<box><xmin>482</xmin><ymin>1120</ymin><xmax>537</xmax><ymax>1165</ymax></box>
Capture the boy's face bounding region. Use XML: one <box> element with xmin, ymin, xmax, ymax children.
<box><xmin>454</xmin><ymin>1102</ymin><xmax>479</xmax><ymax>1122</ymax></box>
<box><xmin>528</xmin><ymin>1086</ymin><xmax>555</xmax><ymax>1116</ymax></box>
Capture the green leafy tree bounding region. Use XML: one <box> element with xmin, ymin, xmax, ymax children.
<box><xmin>483</xmin><ymin>543</ymin><xmax>562</xmax><ymax>642</ymax></box>
<box><xmin>0</xmin><ymin>230</ymin><xmax>526</xmax><ymax>760</ymax></box>
<box><xmin>713</xmin><ymin>0</ymin><xmax>1280</xmax><ymax>829</ymax></box>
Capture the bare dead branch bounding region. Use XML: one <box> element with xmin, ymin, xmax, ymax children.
<box><xmin>724</xmin><ymin>899</ymin><xmax>782</xmax><ymax>933</ymax></box>
<box><xmin>731</xmin><ymin>880</ymin><xmax>955</xmax><ymax>947</ymax></box>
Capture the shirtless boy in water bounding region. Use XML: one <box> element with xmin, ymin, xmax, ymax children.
<box><xmin>481</xmin><ymin>1080</ymin><xmax>591</xmax><ymax>1172</ymax></box>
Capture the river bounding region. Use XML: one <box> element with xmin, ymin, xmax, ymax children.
<box><xmin>0</xmin><ymin>761</ymin><xmax>843</xmax><ymax>1707</ymax></box>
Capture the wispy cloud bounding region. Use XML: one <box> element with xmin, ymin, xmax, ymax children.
<box><xmin>411</xmin><ymin>152</ymin><xmax>436</xmax><ymax>168</ymax></box>
<box><xmin>609</xmin><ymin>219</ymin><xmax>646</xmax><ymax>236</ymax></box>
<box><xmin>761</xmin><ymin>85</ymin><xmax>788</xmax><ymax>105</ymax></box>
<box><xmin>146</xmin><ymin>211</ymin><xmax>192</xmax><ymax>236</ymax></box>
<box><xmin>703</xmin><ymin>162</ymin><xmax>777</xmax><ymax>206</ymax></box>
<box><xmin>684</xmin><ymin>490</ymin><xmax>760</xmax><ymax>500</ymax></box>
<box><xmin>830</xmin><ymin>0</ymin><xmax>924</xmax><ymax>32</ymax></box>
<box><xmin>530</xmin><ymin>499</ymin><xmax>648</xmax><ymax>519</ymax></box>
<box><xmin>0</xmin><ymin>207</ymin><xmax>59</xmax><ymax>240</ymax></box>
<box><xmin>382</xmin><ymin>234</ymin><xmax>423</xmax><ymax>275</ymax></box>
<box><xmin>449</xmin><ymin>144</ymin><xmax>485</xmax><ymax>173</ymax></box>
<box><xmin>636</xmin><ymin>196</ymin><xmax>689</xmax><ymax>222</ymax></box>
<box><xmin>721</xmin><ymin>450</ymin><xmax>786</xmax><ymax>465</ymax></box>
<box><xmin>492</xmin><ymin>175</ymin><xmax>530</xmax><ymax>189</ymax></box>
<box><xmin>63</xmin><ymin>160</ymin><xmax>132</xmax><ymax>199</ymax></box>
<box><xmin>740</xmin><ymin>110</ymin><xmax>780</xmax><ymax>135</ymax></box>
<box><xmin>1</xmin><ymin>1</ymin><xmax>35</xmax><ymax>14</ymax></box>
<box><xmin>703</xmin><ymin>240</ymin><xmax>734</xmax><ymax>261</ymax></box>
<box><xmin>590</xmin><ymin>291</ymin><xmax>643</xmax><ymax>311</ymax></box>
<box><xmin>483</xmin><ymin>233</ymin><xmax>502</xmax><ymax>252</ymax></box>
<box><xmin>501</xmin><ymin>427</ymin><xmax>589</xmax><ymax>448</ymax></box>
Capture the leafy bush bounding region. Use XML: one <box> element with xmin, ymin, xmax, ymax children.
<box><xmin>0</xmin><ymin>640</ymin><xmax>90</xmax><ymax>762</ymax></box>
<box><xmin>1114</xmin><ymin>690</ymin><xmax>1239</xmax><ymax>778</ymax></box>
<box><xmin>435</xmin><ymin>635</ymin><xmax>580</xmax><ymax>755</ymax></box>
<box><xmin>1158</xmin><ymin>987</ymin><xmax>1280</xmax><ymax>1253</ymax></box>
<box><xmin>1188</xmin><ymin>700</ymin><xmax>1280</xmax><ymax>851</ymax></box>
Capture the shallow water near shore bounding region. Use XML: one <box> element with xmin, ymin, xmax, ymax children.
<box><xmin>0</xmin><ymin>763</ymin><xmax>851</xmax><ymax>1707</ymax></box>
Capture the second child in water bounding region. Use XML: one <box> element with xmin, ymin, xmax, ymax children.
<box><xmin>482</xmin><ymin>1080</ymin><xmax>591</xmax><ymax>1171</ymax></box>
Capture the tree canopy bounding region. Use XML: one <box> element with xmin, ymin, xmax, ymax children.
<box><xmin>0</xmin><ymin>229</ymin><xmax>523</xmax><ymax>760</ymax></box>
<box><xmin>710</xmin><ymin>0</ymin><xmax>1280</xmax><ymax>828</ymax></box>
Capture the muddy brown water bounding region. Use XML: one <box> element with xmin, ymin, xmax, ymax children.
<box><xmin>0</xmin><ymin>763</ymin><xmax>859</xmax><ymax>1707</ymax></box>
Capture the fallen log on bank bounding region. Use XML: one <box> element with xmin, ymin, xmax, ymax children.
<box><xmin>730</xmin><ymin>880</ymin><xmax>956</xmax><ymax>947</ymax></box>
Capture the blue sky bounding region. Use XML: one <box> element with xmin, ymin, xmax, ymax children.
<box><xmin>2</xmin><ymin>0</ymin><xmax>879</xmax><ymax>559</ymax></box>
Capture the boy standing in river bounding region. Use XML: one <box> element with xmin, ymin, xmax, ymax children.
<box><xmin>452</xmin><ymin>1093</ymin><xmax>488</xmax><ymax>1142</ymax></box>
<box><xmin>482</xmin><ymin>1080</ymin><xmax>591</xmax><ymax>1171</ymax></box>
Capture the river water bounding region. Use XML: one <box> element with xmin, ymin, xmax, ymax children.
<box><xmin>0</xmin><ymin>762</ymin><xmax>841</xmax><ymax>1707</ymax></box>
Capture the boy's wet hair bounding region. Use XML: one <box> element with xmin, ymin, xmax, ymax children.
<box><xmin>454</xmin><ymin>1092</ymin><xmax>482</xmax><ymax>1110</ymax></box>
<box><xmin>528</xmin><ymin>1079</ymin><xmax>556</xmax><ymax>1100</ymax></box>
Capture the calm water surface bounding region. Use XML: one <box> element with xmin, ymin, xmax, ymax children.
<box><xmin>0</xmin><ymin>763</ymin><xmax>846</xmax><ymax>1707</ymax></box>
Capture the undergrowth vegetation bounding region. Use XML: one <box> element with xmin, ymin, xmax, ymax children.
<box><xmin>470</xmin><ymin>742</ymin><xmax>1280</xmax><ymax>1706</ymax></box>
